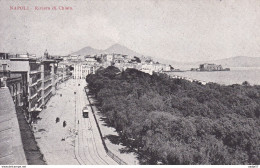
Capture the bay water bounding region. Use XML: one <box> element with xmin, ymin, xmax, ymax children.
<box><xmin>168</xmin><ymin>67</ymin><xmax>260</xmax><ymax>85</ymax></box>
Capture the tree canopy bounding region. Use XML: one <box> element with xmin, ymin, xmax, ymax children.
<box><xmin>86</xmin><ymin>66</ymin><xmax>260</xmax><ymax>165</ymax></box>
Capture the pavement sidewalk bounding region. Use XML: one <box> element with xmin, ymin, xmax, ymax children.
<box><xmin>86</xmin><ymin>91</ymin><xmax>139</xmax><ymax>165</ymax></box>
<box><xmin>33</xmin><ymin>79</ymin><xmax>79</xmax><ymax>165</ymax></box>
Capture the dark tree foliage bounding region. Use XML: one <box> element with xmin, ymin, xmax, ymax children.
<box><xmin>86</xmin><ymin>66</ymin><xmax>260</xmax><ymax>165</ymax></box>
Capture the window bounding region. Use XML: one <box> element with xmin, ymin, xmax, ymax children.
<box><xmin>2</xmin><ymin>64</ymin><xmax>7</xmax><ymax>71</ymax></box>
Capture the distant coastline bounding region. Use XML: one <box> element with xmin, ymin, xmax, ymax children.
<box><xmin>167</xmin><ymin>67</ymin><xmax>260</xmax><ymax>86</ymax></box>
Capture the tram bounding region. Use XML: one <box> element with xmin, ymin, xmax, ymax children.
<box><xmin>82</xmin><ymin>107</ymin><xmax>89</xmax><ymax>118</ymax></box>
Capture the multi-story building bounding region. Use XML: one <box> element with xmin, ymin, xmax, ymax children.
<box><xmin>85</xmin><ymin>55</ymin><xmax>97</xmax><ymax>65</ymax></box>
<box><xmin>113</xmin><ymin>54</ymin><xmax>125</xmax><ymax>64</ymax></box>
<box><xmin>57</xmin><ymin>63</ymin><xmax>66</xmax><ymax>82</ymax></box>
<box><xmin>0</xmin><ymin>53</ymin><xmax>11</xmax><ymax>75</ymax></box>
<box><xmin>140</xmin><ymin>63</ymin><xmax>171</xmax><ymax>75</ymax></box>
<box><xmin>141</xmin><ymin>64</ymin><xmax>154</xmax><ymax>75</ymax></box>
<box><xmin>8</xmin><ymin>54</ymin><xmax>41</xmax><ymax>121</ymax></box>
<box><xmin>73</xmin><ymin>63</ymin><xmax>97</xmax><ymax>79</ymax></box>
<box><xmin>114</xmin><ymin>62</ymin><xmax>142</xmax><ymax>71</ymax></box>
<box><xmin>0</xmin><ymin>53</ymin><xmax>27</xmax><ymax>108</ymax></box>
<box><xmin>0</xmin><ymin>68</ymin><xmax>24</xmax><ymax>107</ymax></box>
<box><xmin>0</xmin><ymin>51</ymin><xmax>61</xmax><ymax>123</ymax></box>
<box><xmin>105</xmin><ymin>54</ymin><xmax>113</xmax><ymax>62</ymax></box>
<box><xmin>68</xmin><ymin>55</ymin><xmax>81</xmax><ymax>62</ymax></box>
<box><xmin>0</xmin><ymin>53</ymin><xmax>36</xmax><ymax>121</ymax></box>
<box><xmin>7</xmin><ymin>74</ymin><xmax>25</xmax><ymax>107</ymax></box>
<box><xmin>41</xmin><ymin>50</ymin><xmax>62</xmax><ymax>106</ymax></box>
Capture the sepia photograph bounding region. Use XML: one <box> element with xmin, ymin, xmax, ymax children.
<box><xmin>0</xmin><ymin>0</ymin><xmax>259</xmax><ymax>166</ymax></box>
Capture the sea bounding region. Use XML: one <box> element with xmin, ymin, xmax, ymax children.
<box><xmin>167</xmin><ymin>67</ymin><xmax>260</xmax><ymax>86</ymax></box>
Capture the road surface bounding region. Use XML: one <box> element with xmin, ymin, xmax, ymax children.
<box><xmin>73</xmin><ymin>78</ymin><xmax>117</xmax><ymax>165</ymax></box>
<box><xmin>34</xmin><ymin>78</ymin><xmax>117</xmax><ymax>165</ymax></box>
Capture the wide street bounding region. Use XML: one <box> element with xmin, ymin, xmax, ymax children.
<box><xmin>33</xmin><ymin>78</ymin><xmax>117</xmax><ymax>165</ymax></box>
<box><xmin>74</xmin><ymin>78</ymin><xmax>117</xmax><ymax>165</ymax></box>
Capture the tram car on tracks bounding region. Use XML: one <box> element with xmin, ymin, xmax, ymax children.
<box><xmin>82</xmin><ymin>106</ymin><xmax>89</xmax><ymax>118</ymax></box>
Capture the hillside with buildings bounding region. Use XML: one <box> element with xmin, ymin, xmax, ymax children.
<box><xmin>65</xmin><ymin>45</ymin><xmax>174</xmax><ymax>79</ymax></box>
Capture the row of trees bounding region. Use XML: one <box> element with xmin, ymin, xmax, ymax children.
<box><xmin>86</xmin><ymin>66</ymin><xmax>260</xmax><ymax>165</ymax></box>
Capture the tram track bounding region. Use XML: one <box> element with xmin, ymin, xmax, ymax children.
<box><xmin>74</xmin><ymin>78</ymin><xmax>99</xmax><ymax>165</ymax></box>
<box><xmin>74</xmin><ymin>79</ymin><xmax>84</xmax><ymax>165</ymax></box>
<box><xmin>86</xmin><ymin>105</ymin><xmax>109</xmax><ymax>165</ymax></box>
<box><xmin>78</xmin><ymin>87</ymin><xmax>96</xmax><ymax>165</ymax></box>
<box><xmin>82</xmin><ymin>112</ymin><xmax>108</xmax><ymax>164</ymax></box>
<box><xmin>73</xmin><ymin>79</ymin><xmax>117</xmax><ymax>165</ymax></box>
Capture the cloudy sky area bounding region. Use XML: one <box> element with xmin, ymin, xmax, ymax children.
<box><xmin>0</xmin><ymin>0</ymin><xmax>260</xmax><ymax>62</ymax></box>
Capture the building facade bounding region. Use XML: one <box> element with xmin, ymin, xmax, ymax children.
<box><xmin>199</xmin><ymin>63</ymin><xmax>223</xmax><ymax>71</ymax></box>
<box><xmin>0</xmin><ymin>51</ymin><xmax>61</xmax><ymax>123</ymax></box>
<box><xmin>73</xmin><ymin>63</ymin><xmax>96</xmax><ymax>79</ymax></box>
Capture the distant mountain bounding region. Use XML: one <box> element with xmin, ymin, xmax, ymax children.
<box><xmin>71</xmin><ymin>43</ymin><xmax>145</xmax><ymax>58</ymax></box>
<box><xmin>71</xmin><ymin>46</ymin><xmax>101</xmax><ymax>56</ymax></box>
<box><xmin>103</xmin><ymin>43</ymin><xmax>144</xmax><ymax>57</ymax></box>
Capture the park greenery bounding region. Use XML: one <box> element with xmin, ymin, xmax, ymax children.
<box><xmin>86</xmin><ymin>66</ymin><xmax>260</xmax><ymax>165</ymax></box>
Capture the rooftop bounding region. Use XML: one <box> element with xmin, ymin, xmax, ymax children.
<box><xmin>0</xmin><ymin>88</ymin><xmax>27</xmax><ymax>164</ymax></box>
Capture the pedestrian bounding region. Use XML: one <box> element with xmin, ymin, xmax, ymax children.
<box><xmin>78</xmin><ymin>120</ymin><xmax>79</xmax><ymax>124</ymax></box>
<box><xmin>63</xmin><ymin>121</ymin><xmax>67</xmax><ymax>127</ymax></box>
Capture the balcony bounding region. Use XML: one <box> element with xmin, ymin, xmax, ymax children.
<box><xmin>37</xmin><ymin>96</ymin><xmax>42</xmax><ymax>102</ymax></box>
<box><xmin>44</xmin><ymin>83</ymin><xmax>52</xmax><ymax>90</ymax></box>
<box><xmin>37</xmin><ymin>79</ymin><xmax>42</xmax><ymax>83</ymax></box>
<box><xmin>37</xmin><ymin>87</ymin><xmax>43</xmax><ymax>92</ymax></box>
<box><xmin>44</xmin><ymin>89</ymin><xmax>52</xmax><ymax>97</ymax></box>
<box><xmin>44</xmin><ymin>70</ymin><xmax>51</xmax><ymax>76</ymax></box>
<box><xmin>30</xmin><ymin>70</ymin><xmax>41</xmax><ymax>75</ymax></box>
<box><xmin>44</xmin><ymin>78</ymin><xmax>52</xmax><ymax>83</ymax></box>
<box><xmin>30</xmin><ymin>92</ymin><xmax>37</xmax><ymax>100</ymax></box>
<box><xmin>44</xmin><ymin>75</ymin><xmax>52</xmax><ymax>82</ymax></box>
<box><xmin>30</xmin><ymin>75</ymin><xmax>41</xmax><ymax>85</ymax></box>
<box><xmin>30</xmin><ymin>82</ymin><xmax>37</xmax><ymax>87</ymax></box>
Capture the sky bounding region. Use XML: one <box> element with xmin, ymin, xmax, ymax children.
<box><xmin>0</xmin><ymin>0</ymin><xmax>260</xmax><ymax>62</ymax></box>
